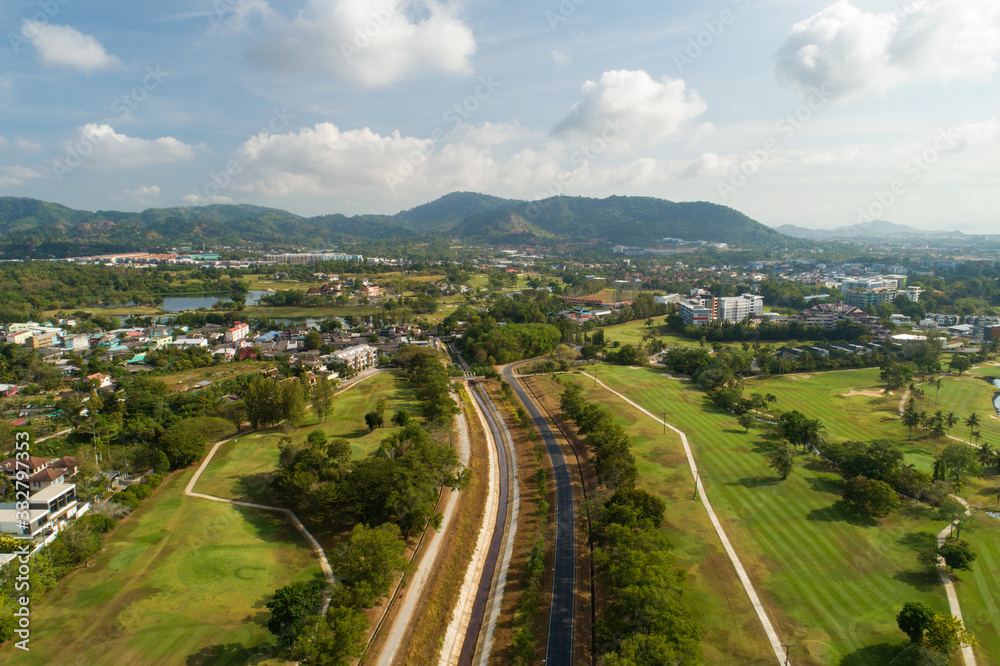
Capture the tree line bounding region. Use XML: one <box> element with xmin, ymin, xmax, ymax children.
<box><xmin>558</xmin><ymin>381</ymin><xmax>703</xmax><ymax>663</ymax></box>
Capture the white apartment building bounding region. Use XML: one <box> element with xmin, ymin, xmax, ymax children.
<box><xmin>225</xmin><ymin>321</ymin><xmax>250</xmax><ymax>343</ymax></box>
<box><xmin>715</xmin><ymin>294</ymin><xmax>764</xmax><ymax>322</ymax></box>
<box><xmin>332</xmin><ymin>344</ymin><xmax>379</xmax><ymax>372</ymax></box>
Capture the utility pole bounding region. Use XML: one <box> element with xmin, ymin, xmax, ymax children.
<box><xmin>783</xmin><ymin>642</ymin><xmax>795</xmax><ymax>665</ymax></box>
<box><xmin>693</xmin><ymin>470</ymin><xmax>700</xmax><ymax>499</ymax></box>
<box><xmin>663</xmin><ymin>411</ymin><xmax>667</xmax><ymax>434</ymax></box>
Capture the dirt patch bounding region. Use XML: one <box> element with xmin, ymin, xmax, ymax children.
<box><xmin>842</xmin><ymin>389</ymin><xmax>888</xmax><ymax>398</ymax></box>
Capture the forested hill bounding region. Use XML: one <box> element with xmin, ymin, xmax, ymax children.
<box><xmin>0</xmin><ymin>192</ymin><xmax>794</xmax><ymax>256</ymax></box>
<box><xmin>451</xmin><ymin>195</ymin><xmax>787</xmax><ymax>246</ymax></box>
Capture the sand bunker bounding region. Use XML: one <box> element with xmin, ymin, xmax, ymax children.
<box><xmin>843</xmin><ymin>389</ymin><xmax>888</xmax><ymax>398</ymax></box>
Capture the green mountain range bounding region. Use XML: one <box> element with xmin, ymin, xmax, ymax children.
<box><xmin>0</xmin><ymin>192</ymin><xmax>793</xmax><ymax>257</ymax></box>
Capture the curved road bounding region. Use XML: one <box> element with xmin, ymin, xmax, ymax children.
<box><xmin>502</xmin><ymin>363</ymin><xmax>575</xmax><ymax>666</ymax></box>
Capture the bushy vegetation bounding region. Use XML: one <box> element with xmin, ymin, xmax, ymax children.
<box><xmin>558</xmin><ymin>382</ymin><xmax>702</xmax><ymax>663</ymax></box>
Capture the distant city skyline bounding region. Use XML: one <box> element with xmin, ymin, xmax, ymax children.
<box><xmin>1</xmin><ymin>0</ymin><xmax>999</xmax><ymax>233</ymax></box>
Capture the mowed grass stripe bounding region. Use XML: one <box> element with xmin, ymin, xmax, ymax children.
<box><xmin>962</xmin><ymin>517</ymin><xmax>1000</xmax><ymax>666</ymax></box>
<box><xmin>587</xmin><ymin>366</ymin><xmax>950</xmax><ymax>663</ymax></box>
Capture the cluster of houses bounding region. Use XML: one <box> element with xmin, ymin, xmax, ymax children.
<box><xmin>304</xmin><ymin>275</ymin><xmax>383</xmax><ymax>300</ymax></box>
<box><xmin>1</xmin><ymin>317</ymin><xmax>429</xmax><ymax>396</ymax></box>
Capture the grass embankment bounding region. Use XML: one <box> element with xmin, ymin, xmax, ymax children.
<box><xmin>392</xmin><ymin>385</ymin><xmax>488</xmax><ymax>663</ymax></box>
<box><xmin>580</xmin><ymin>365</ymin><xmax>950</xmax><ymax>665</ymax></box>
<box><xmin>1</xmin><ymin>469</ymin><xmax>324</xmax><ymax>665</ymax></box>
<box><xmin>486</xmin><ymin>380</ymin><xmax>555</xmax><ymax>666</ymax></box>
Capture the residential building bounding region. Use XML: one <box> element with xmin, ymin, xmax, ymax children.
<box><xmin>796</xmin><ymin>303</ymin><xmax>889</xmax><ymax>342</ymax></box>
<box><xmin>714</xmin><ymin>294</ymin><xmax>764</xmax><ymax>322</ymax></box>
<box><xmin>5</xmin><ymin>331</ymin><xmax>32</xmax><ymax>345</ymax></box>
<box><xmin>332</xmin><ymin>344</ymin><xmax>379</xmax><ymax>372</ymax></box>
<box><xmin>679</xmin><ymin>298</ymin><xmax>714</xmax><ymax>326</ymax></box>
<box><xmin>844</xmin><ymin>289</ymin><xmax>896</xmax><ymax>310</ymax></box>
<box><xmin>0</xmin><ymin>483</ymin><xmax>80</xmax><ymax>539</ymax></box>
<box><xmin>225</xmin><ymin>321</ymin><xmax>250</xmax><ymax>343</ymax></box>
<box><xmin>63</xmin><ymin>334</ymin><xmax>91</xmax><ymax>351</ymax></box>
<box><xmin>86</xmin><ymin>373</ymin><xmax>115</xmax><ymax>389</ymax></box>
<box><xmin>654</xmin><ymin>293</ymin><xmax>682</xmax><ymax>305</ymax></box>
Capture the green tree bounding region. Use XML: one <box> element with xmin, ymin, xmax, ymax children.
<box><xmin>294</xmin><ymin>607</ymin><xmax>368</xmax><ymax>665</ymax></box>
<box><xmin>265</xmin><ymin>580</ymin><xmax>326</xmax><ymax>646</ymax></box>
<box><xmin>949</xmin><ymin>356</ymin><xmax>972</xmax><ymax>375</ymax></box>
<box><xmin>842</xmin><ymin>476</ymin><xmax>901</xmax><ymax>518</ymax></box>
<box><xmin>963</xmin><ymin>413</ymin><xmax>980</xmax><ymax>443</ymax></box>
<box><xmin>938</xmin><ymin>540</ymin><xmax>976</xmax><ymax>572</ymax></box>
<box><xmin>303</xmin><ymin>329</ymin><xmax>323</xmax><ymax>351</ymax></box>
<box><xmin>897</xmin><ymin>601</ymin><xmax>936</xmax><ymax>644</ymax></box>
<box><xmin>331</xmin><ymin>523</ymin><xmax>412</xmax><ymax>608</ymax></box>
<box><xmin>152</xmin><ymin>450</ymin><xmax>170</xmax><ymax>474</ymax></box>
<box><xmin>364</xmin><ymin>410</ymin><xmax>384</xmax><ymax>432</ymax></box>
<box><xmin>767</xmin><ymin>444</ymin><xmax>794</xmax><ymax>480</ymax></box>
<box><xmin>737</xmin><ymin>413</ymin><xmax>756</xmax><ymax>434</ymax></box>
<box><xmin>312</xmin><ymin>379</ymin><xmax>334</xmax><ymax>423</ymax></box>
<box><xmin>923</xmin><ymin>614</ymin><xmax>977</xmax><ymax>655</ymax></box>
<box><xmin>940</xmin><ymin>443</ymin><xmax>981</xmax><ymax>481</ymax></box>
<box><xmin>902</xmin><ymin>401</ymin><xmax>921</xmax><ymax>441</ymax></box>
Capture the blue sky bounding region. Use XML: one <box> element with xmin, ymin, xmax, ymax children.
<box><xmin>1</xmin><ymin>0</ymin><xmax>999</xmax><ymax>232</ymax></box>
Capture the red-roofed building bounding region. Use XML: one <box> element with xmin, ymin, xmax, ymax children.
<box><xmin>225</xmin><ymin>321</ymin><xmax>250</xmax><ymax>343</ymax></box>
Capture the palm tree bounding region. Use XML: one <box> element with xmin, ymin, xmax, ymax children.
<box><xmin>802</xmin><ymin>418</ymin><xmax>826</xmax><ymax>452</ymax></box>
<box><xmin>945</xmin><ymin>411</ymin><xmax>958</xmax><ymax>433</ymax></box>
<box><xmin>965</xmin><ymin>413</ymin><xmax>981</xmax><ymax>444</ymax></box>
<box><xmin>978</xmin><ymin>443</ymin><xmax>997</xmax><ymax>475</ymax></box>
<box><xmin>902</xmin><ymin>403</ymin><xmax>921</xmax><ymax>441</ymax></box>
<box><xmin>933</xmin><ymin>377</ymin><xmax>943</xmax><ymax>403</ymax></box>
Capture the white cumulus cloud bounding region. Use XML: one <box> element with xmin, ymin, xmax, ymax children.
<box><xmin>20</xmin><ymin>21</ymin><xmax>120</xmax><ymax>72</ymax></box>
<box><xmin>552</xmin><ymin>70</ymin><xmax>707</xmax><ymax>149</ymax></box>
<box><xmin>234</xmin><ymin>122</ymin><xmax>434</xmax><ymax>195</ymax></box>
<box><xmin>776</xmin><ymin>0</ymin><xmax>1000</xmax><ymax>100</ymax></box>
<box><xmin>59</xmin><ymin>124</ymin><xmax>206</xmax><ymax>170</ymax></box>
<box><xmin>0</xmin><ymin>166</ymin><xmax>46</xmax><ymax>186</ymax></box>
<box><xmin>112</xmin><ymin>186</ymin><xmax>161</xmax><ymax>206</ymax></box>
<box><xmin>221</xmin><ymin>0</ymin><xmax>475</xmax><ymax>87</ymax></box>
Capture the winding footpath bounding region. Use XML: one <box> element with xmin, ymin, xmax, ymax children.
<box><xmin>183</xmin><ymin>370</ymin><xmax>382</xmax><ymax>616</ymax></box>
<box><xmin>183</xmin><ymin>438</ymin><xmax>335</xmax><ymax>608</ymax></box>
<box><xmin>937</xmin><ymin>495</ymin><xmax>978</xmax><ymax>666</ymax></box>
<box><xmin>578</xmin><ymin>372</ymin><xmax>788</xmax><ymax>665</ymax></box>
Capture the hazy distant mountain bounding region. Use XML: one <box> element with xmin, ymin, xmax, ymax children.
<box><xmin>0</xmin><ymin>192</ymin><xmax>797</xmax><ymax>256</ymax></box>
<box><xmin>776</xmin><ymin>220</ymin><xmax>967</xmax><ymax>240</ymax></box>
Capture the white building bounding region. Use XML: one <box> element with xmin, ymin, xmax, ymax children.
<box><xmin>333</xmin><ymin>344</ymin><xmax>379</xmax><ymax>372</ymax></box>
<box><xmin>679</xmin><ymin>299</ymin><xmax>714</xmax><ymax>326</ymax></box>
<box><xmin>63</xmin><ymin>334</ymin><xmax>91</xmax><ymax>351</ymax></box>
<box><xmin>0</xmin><ymin>483</ymin><xmax>80</xmax><ymax>539</ymax></box>
<box><xmin>655</xmin><ymin>293</ymin><xmax>682</xmax><ymax>305</ymax></box>
<box><xmin>225</xmin><ymin>322</ymin><xmax>250</xmax><ymax>343</ymax></box>
<box><xmin>715</xmin><ymin>294</ymin><xmax>764</xmax><ymax>322</ymax></box>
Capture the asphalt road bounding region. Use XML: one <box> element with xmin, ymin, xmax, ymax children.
<box><xmin>457</xmin><ymin>385</ymin><xmax>512</xmax><ymax>665</ymax></box>
<box><xmin>502</xmin><ymin>364</ymin><xmax>575</xmax><ymax>666</ymax></box>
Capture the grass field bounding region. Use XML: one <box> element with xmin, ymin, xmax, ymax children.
<box><xmin>527</xmin><ymin>374</ymin><xmax>774</xmax><ymax>664</ymax></box>
<box><xmin>194</xmin><ymin>371</ymin><xmax>421</xmax><ymax>503</ymax></box>
<box><xmin>156</xmin><ymin>360</ymin><xmax>273</xmax><ymax>393</ymax></box>
<box><xmin>746</xmin><ymin>369</ymin><xmax>936</xmax><ymax>472</ymax></box>
<box><xmin>600</xmin><ymin>320</ymin><xmax>699</xmax><ymax>349</ymax></box>
<box><xmin>958</xmin><ymin>514</ymin><xmax>1000</xmax><ymax>665</ymax></box>
<box><xmin>2</xmin><ymin>468</ymin><xmax>324</xmax><ymax>666</ymax></box>
<box><xmin>575</xmin><ymin>365</ymin><xmax>954</xmax><ymax>665</ymax></box>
